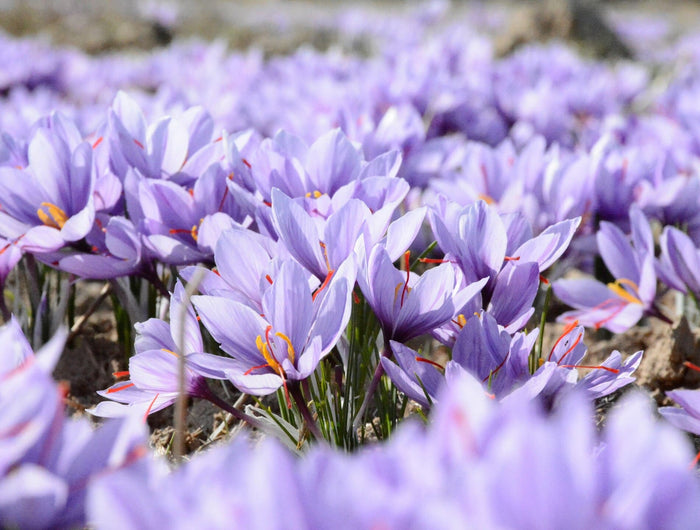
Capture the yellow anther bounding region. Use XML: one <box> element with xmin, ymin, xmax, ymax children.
<box><xmin>256</xmin><ymin>334</ymin><xmax>281</xmax><ymax>374</ymax></box>
<box><xmin>538</xmin><ymin>358</ymin><xmax>545</xmax><ymax>367</ymax></box>
<box><xmin>319</xmin><ymin>241</ymin><xmax>331</xmax><ymax>272</ymax></box>
<box><xmin>456</xmin><ymin>314</ymin><xmax>467</xmax><ymax>328</ymax></box>
<box><xmin>37</xmin><ymin>202</ymin><xmax>68</xmax><ymax>229</ymax></box>
<box><xmin>477</xmin><ymin>193</ymin><xmax>495</xmax><ymax>205</ymax></box>
<box><xmin>161</xmin><ymin>348</ymin><xmax>179</xmax><ymax>358</ymax></box>
<box><xmin>275</xmin><ymin>332</ymin><xmax>296</xmax><ymax>365</ymax></box>
<box><xmin>305</xmin><ymin>190</ymin><xmax>323</xmax><ymax>199</ymax></box>
<box><xmin>607</xmin><ymin>278</ymin><xmax>643</xmax><ymax>305</ymax></box>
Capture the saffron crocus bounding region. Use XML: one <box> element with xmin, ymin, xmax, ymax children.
<box><xmin>358</xmin><ymin>244</ymin><xmax>486</xmax><ymax>344</ymax></box>
<box><xmin>659</xmin><ymin>388</ymin><xmax>700</xmax><ymax>437</ymax></box>
<box><xmin>553</xmin><ymin>205</ymin><xmax>663</xmax><ymax>332</ymax></box>
<box><xmin>507</xmin><ymin>320</ymin><xmax>643</xmax><ymax>404</ymax></box>
<box><xmin>0</xmin><ymin>113</ymin><xmax>95</xmax><ymax>253</ymax></box>
<box><xmin>656</xmin><ymin>225</ymin><xmax>700</xmax><ymax>298</ymax></box>
<box><xmin>0</xmin><ymin>321</ymin><xmax>146</xmax><ymax>530</ymax></box>
<box><xmin>190</xmin><ymin>258</ymin><xmax>355</xmax><ymax>398</ymax></box>
<box><xmin>90</xmin><ymin>281</ymin><xmax>211</xmax><ymax>418</ymax></box>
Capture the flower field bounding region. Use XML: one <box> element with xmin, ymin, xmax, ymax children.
<box><xmin>5</xmin><ymin>1</ymin><xmax>700</xmax><ymax>528</ymax></box>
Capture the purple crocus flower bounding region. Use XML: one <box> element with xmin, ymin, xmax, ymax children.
<box><xmin>0</xmin><ymin>113</ymin><xmax>95</xmax><ymax>253</ymax></box>
<box><xmin>554</xmin><ymin>205</ymin><xmax>664</xmax><ymax>332</ymax></box>
<box><xmin>656</xmin><ymin>224</ymin><xmax>700</xmax><ymax>299</ymax></box>
<box><xmin>358</xmin><ymin>243</ymin><xmax>486</xmax><ymax>344</ymax></box>
<box><xmin>659</xmin><ymin>388</ymin><xmax>700</xmax><ymax>437</ymax></box>
<box><xmin>0</xmin><ymin>321</ymin><xmax>146</xmax><ymax>529</ymax></box>
<box><xmin>190</xmin><ymin>258</ymin><xmax>355</xmax><ymax>399</ymax></box>
<box><xmin>90</xmin><ymin>281</ymin><xmax>211</xmax><ymax>418</ymax></box>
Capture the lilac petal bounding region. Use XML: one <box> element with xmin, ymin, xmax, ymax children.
<box><xmin>0</xmin><ymin>317</ymin><xmax>34</xmax><ymax>376</ymax></box>
<box><xmin>60</xmin><ymin>197</ymin><xmax>95</xmax><ymax>242</ymax></box>
<box><xmin>578</xmin><ymin>350</ymin><xmax>642</xmax><ymax>399</ymax></box>
<box><xmin>148</xmin><ymin>117</ymin><xmax>189</xmax><ymax>176</ymax></box>
<box><xmin>145</xmin><ymin>234</ymin><xmax>204</xmax><ymax>265</ymax></box>
<box><xmin>382</xmin><ymin>357</ymin><xmax>432</xmax><ymax>409</ymax></box>
<box><xmin>169</xmin><ymin>281</ymin><xmax>203</xmax><ymax>354</ymax></box>
<box><xmin>383</xmin><ymin>207</ymin><xmax>427</xmax><ymax>262</ymax></box>
<box><xmin>306</xmin><ymin>129</ymin><xmax>360</xmax><ymax>194</ymax></box>
<box><xmin>294</xmin><ymin>336</ymin><xmax>324</xmax><ymax>379</ymax></box>
<box><xmin>187</xmin><ymin>352</ymin><xmax>240</xmax><ymax>380</ymax></box>
<box><xmin>309</xmin><ymin>257</ymin><xmax>355</xmax><ymax>353</ymax></box>
<box><xmin>68</xmin><ymin>141</ymin><xmax>94</xmax><ymax>212</ymax></box>
<box><xmin>56</xmin><ymin>254</ymin><xmax>137</xmax><ymax>279</ymax></box>
<box><xmin>487</xmin><ymin>261</ymin><xmax>539</xmax><ymax>331</ymax></box>
<box><xmin>630</xmin><ymin>204</ymin><xmax>654</xmax><ymax>256</ymax></box>
<box><xmin>0</xmin><ymin>464</ymin><xmax>68</xmax><ymax>529</ymax></box>
<box><xmin>129</xmin><ymin>350</ymin><xmax>180</xmax><ymax>392</ymax></box>
<box><xmin>513</xmin><ymin>217</ymin><xmax>580</xmax><ymax>272</ymax></box>
<box><xmin>180</xmin><ymin>266</ymin><xmax>230</xmax><ymax>296</ymax></box>
<box><xmin>262</xmin><ymin>261</ymin><xmax>314</xmax><ymax>356</ymax></box>
<box><xmin>227</xmin><ymin>370</ymin><xmax>283</xmax><ymax>395</ymax></box>
<box><xmin>394</xmin><ymin>263</ymin><xmax>457</xmax><ymax>340</ymax></box>
<box><xmin>323</xmin><ymin>200</ymin><xmax>369</xmax><ymax>270</ymax></box>
<box><xmin>111</xmin><ymin>91</ymin><xmax>147</xmax><ymax>145</ymax></box>
<box><xmin>196</xmin><ymin>213</ymin><xmax>237</xmax><ymax>255</ymax></box>
<box><xmin>215</xmin><ymin>228</ymin><xmax>275</xmax><ymax>301</ymax></box>
<box><xmin>553</xmin><ymin>278</ymin><xmax>612</xmax><ymax>310</ymax></box>
<box><xmin>452</xmin><ymin>313</ymin><xmax>509</xmax><ymax>380</ymax></box>
<box><xmin>271</xmin><ymin>188</ymin><xmax>325</xmax><ymax>279</ymax></box>
<box><xmin>192</xmin><ymin>295</ymin><xmax>266</xmax><ymax>363</ymax></box>
<box><xmin>597</xmin><ymin>222</ymin><xmax>638</xmax><ymax>282</ymax></box>
<box><xmin>660</xmin><ymin>226</ymin><xmax>700</xmax><ymax>295</ymax></box>
<box><xmin>502</xmin><ymin>212</ymin><xmax>533</xmax><ymax>255</ymax></box>
<box><xmin>27</xmin><ymin>129</ymin><xmax>69</xmax><ymax>206</ymax></box>
<box><xmin>20</xmin><ymin>225</ymin><xmax>65</xmax><ymax>253</ymax></box>
<box><xmin>105</xmin><ymin>217</ymin><xmax>140</xmax><ymax>262</ymax></box>
<box><xmin>134</xmin><ymin>318</ymin><xmax>174</xmax><ymax>353</ymax></box>
<box><xmin>658</xmin><ymin>407</ymin><xmax>700</xmax><ymax>437</ymax></box>
<box><xmin>665</xmin><ymin>389</ymin><xmax>700</xmax><ymax>422</ymax></box>
<box><xmin>458</xmin><ymin>200</ymin><xmax>507</xmax><ymax>284</ymax></box>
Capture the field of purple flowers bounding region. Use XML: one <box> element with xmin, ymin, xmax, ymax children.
<box><xmin>6</xmin><ymin>1</ymin><xmax>700</xmax><ymax>528</ymax></box>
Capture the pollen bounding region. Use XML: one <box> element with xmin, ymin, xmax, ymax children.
<box><xmin>37</xmin><ymin>202</ymin><xmax>68</xmax><ymax>229</ymax></box>
<box><xmin>305</xmin><ymin>190</ymin><xmax>323</xmax><ymax>199</ymax></box>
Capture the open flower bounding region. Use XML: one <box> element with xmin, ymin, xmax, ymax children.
<box><xmin>553</xmin><ymin>205</ymin><xmax>663</xmax><ymax>332</ymax></box>
<box><xmin>190</xmin><ymin>258</ymin><xmax>355</xmax><ymax>400</ymax></box>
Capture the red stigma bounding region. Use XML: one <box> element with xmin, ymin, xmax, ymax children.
<box><xmin>352</xmin><ymin>290</ymin><xmax>360</xmax><ymax>304</ymax></box>
<box><xmin>419</xmin><ymin>258</ymin><xmax>449</xmax><ymax>264</ymax></box>
<box><xmin>107</xmin><ymin>382</ymin><xmax>135</xmax><ymax>394</ymax></box>
<box><xmin>133</xmin><ymin>139</ymin><xmax>144</xmax><ymax>149</ymax></box>
<box><xmin>92</xmin><ymin>136</ymin><xmax>104</xmax><ymax>149</ymax></box>
<box><xmin>112</xmin><ymin>371</ymin><xmax>130</xmax><ymax>379</ymax></box>
<box><xmin>312</xmin><ymin>270</ymin><xmax>335</xmax><ymax>302</ymax></box>
<box><xmin>244</xmin><ymin>363</ymin><xmax>272</xmax><ymax>376</ymax></box>
<box><xmin>539</xmin><ymin>275</ymin><xmax>550</xmax><ymax>285</ymax></box>
<box><xmin>415</xmin><ymin>356</ymin><xmax>445</xmax><ymax>371</ymax></box>
<box><xmin>684</xmin><ymin>361</ymin><xmax>700</xmax><ymax>373</ymax></box>
<box><xmin>548</xmin><ymin>320</ymin><xmax>580</xmax><ymax>362</ymax></box>
<box><xmin>265</xmin><ymin>274</ymin><xmax>273</xmax><ymax>285</ymax></box>
<box><xmin>242</xmin><ymin>158</ymin><xmax>252</xmax><ymax>169</ymax></box>
<box><xmin>559</xmin><ymin>364</ymin><xmax>619</xmax><ymax>374</ymax></box>
<box><xmin>143</xmin><ymin>393</ymin><xmax>160</xmax><ymax>422</ymax></box>
<box><xmin>400</xmin><ymin>251</ymin><xmax>411</xmax><ymax>307</ymax></box>
<box><xmin>504</xmin><ymin>256</ymin><xmax>520</xmax><ymax>261</ymax></box>
<box><xmin>557</xmin><ymin>332</ymin><xmax>583</xmax><ymax>366</ymax></box>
